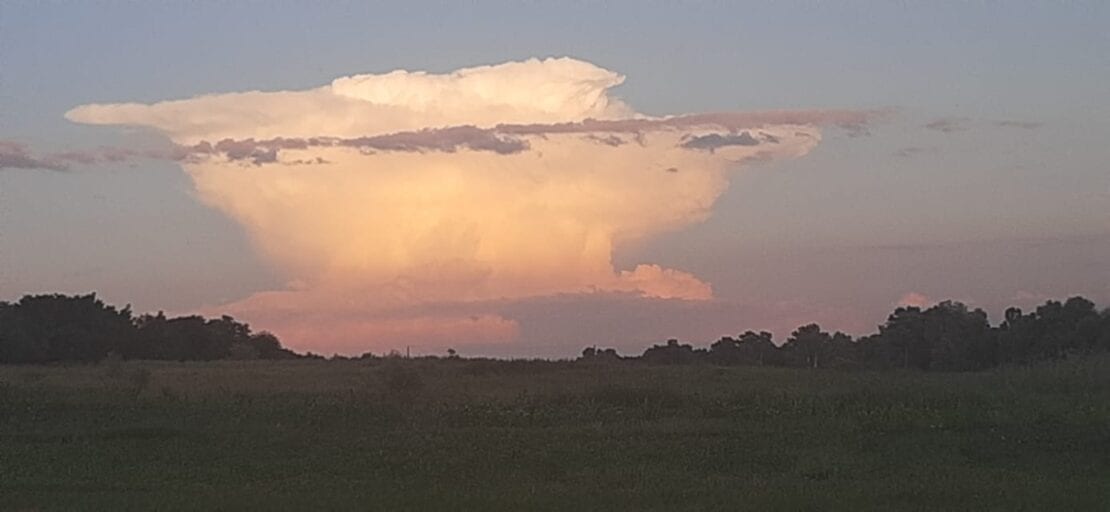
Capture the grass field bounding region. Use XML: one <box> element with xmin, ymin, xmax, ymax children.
<box><xmin>2</xmin><ymin>357</ymin><xmax>1109</xmax><ymax>511</ymax></box>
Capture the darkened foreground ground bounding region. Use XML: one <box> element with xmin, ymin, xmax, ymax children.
<box><xmin>2</xmin><ymin>359</ymin><xmax>1109</xmax><ymax>511</ymax></box>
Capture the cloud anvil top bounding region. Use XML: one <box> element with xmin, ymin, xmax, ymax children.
<box><xmin>63</xmin><ymin>57</ymin><xmax>870</xmax><ymax>354</ymax></box>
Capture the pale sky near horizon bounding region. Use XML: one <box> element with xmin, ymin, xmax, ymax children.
<box><xmin>1</xmin><ymin>2</ymin><xmax>1108</xmax><ymax>357</ymax></box>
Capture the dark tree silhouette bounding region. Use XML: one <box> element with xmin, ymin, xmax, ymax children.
<box><xmin>0</xmin><ymin>293</ymin><xmax>298</xmax><ymax>363</ymax></box>
<box><xmin>4</xmin><ymin>292</ymin><xmax>1110</xmax><ymax>370</ymax></box>
<box><xmin>641</xmin><ymin>339</ymin><xmax>702</xmax><ymax>365</ymax></box>
<box><xmin>782</xmin><ymin>324</ymin><xmax>833</xmax><ymax>369</ymax></box>
<box><xmin>604</xmin><ymin>296</ymin><xmax>1110</xmax><ymax>372</ymax></box>
<box><xmin>709</xmin><ymin>331</ymin><xmax>781</xmax><ymax>366</ymax></box>
<box><xmin>997</xmin><ymin>297</ymin><xmax>1102</xmax><ymax>363</ymax></box>
<box><xmin>877</xmin><ymin>306</ymin><xmax>929</xmax><ymax>369</ymax></box>
<box><xmin>0</xmin><ymin>294</ymin><xmax>134</xmax><ymax>363</ymax></box>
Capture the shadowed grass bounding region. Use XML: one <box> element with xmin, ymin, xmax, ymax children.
<box><xmin>1</xmin><ymin>357</ymin><xmax>1109</xmax><ymax>510</ymax></box>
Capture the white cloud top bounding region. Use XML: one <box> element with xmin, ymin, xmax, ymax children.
<box><xmin>67</xmin><ymin>57</ymin><xmax>633</xmax><ymax>144</ymax></box>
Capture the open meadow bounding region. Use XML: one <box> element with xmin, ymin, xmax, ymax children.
<box><xmin>2</xmin><ymin>358</ymin><xmax>1109</xmax><ymax>510</ymax></box>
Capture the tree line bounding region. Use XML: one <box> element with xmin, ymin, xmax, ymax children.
<box><xmin>3</xmin><ymin>292</ymin><xmax>1110</xmax><ymax>371</ymax></box>
<box><xmin>583</xmin><ymin>297</ymin><xmax>1110</xmax><ymax>371</ymax></box>
<box><xmin>0</xmin><ymin>293</ymin><xmax>299</xmax><ymax>363</ymax></box>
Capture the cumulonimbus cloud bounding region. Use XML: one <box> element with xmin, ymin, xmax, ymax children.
<box><xmin>66</xmin><ymin>57</ymin><xmax>875</xmax><ymax>354</ymax></box>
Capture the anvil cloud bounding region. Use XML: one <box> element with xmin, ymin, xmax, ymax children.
<box><xmin>67</xmin><ymin>57</ymin><xmax>869</xmax><ymax>354</ymax></box>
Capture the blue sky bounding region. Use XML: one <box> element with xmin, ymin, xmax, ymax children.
<box><xmin>2</xmin><ymin>2</ymin><xmax>1108</xmax><ymax>356</ymax></box>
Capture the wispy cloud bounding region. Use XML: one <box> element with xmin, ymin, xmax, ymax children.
<box><xmin>192</xmin><ymin>111</ymin><xmax>874</xmax><ymax>164</ymax></box>
<box><xmin>0</xmin><ymin>141</ymin><xmax>67</xmax><ymax>171</ymax></box>
<box><xmin>993</xmin><ymin>120</ymin><xmax>1043</xmax><ymax>130</ymax></box>
<box><xmin>893</xmin><ymin>146</ymin><xmax>939</xmax><ymax>158</ymax></box>
<box><xmin>923</xmin><ymin>117</ymin><xmax>1043</xmax><ymax>134</ymax></box>
<box><xmin>680</xmin><ymin>131</ymin><xmax>760</xmax><ymax>151</ymax></box>
<box><xmin>26</xmin><ymin>108</ymin><xmax>879</xmax><ymax>168</ymax></box>
<box><xmin>1</xmin><ymin>141</ymin><xmax>196</xmax><ymax>171</ymax></box>
<box><xmin>923</xmin><ymin>117</ymin><xmax>970</xmax><ymax>133</ymax></box>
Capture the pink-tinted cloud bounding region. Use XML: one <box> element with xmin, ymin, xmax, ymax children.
<box><xmin>896</xmin><ymin>292</ymin><xmax>932</xmax><ymax>308</ymax></box>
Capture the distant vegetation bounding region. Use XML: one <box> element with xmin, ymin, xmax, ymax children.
<box><xmin>2</xmin><ymin>293</ymin><xmax>1110</xmax><ymax>370</ymax></box>
<box><xmin>591</xmin><ymin>297</ymin><xmax>1110</xmax><ymax>371</ymax></box>
<box><xmin>0</xmin><ymin>294</ymin><xmax>298</xmax><ymax>363</ymax></box>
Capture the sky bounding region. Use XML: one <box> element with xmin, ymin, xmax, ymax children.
<box><xmin>1</xmin><ymin>2</ymin><xmax>1108</xmax><ymax>357</ymax></box>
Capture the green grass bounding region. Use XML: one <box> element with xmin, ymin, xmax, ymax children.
<box><xmin>2</xmin><ymin>357</ymin><xmax>1109</xmax><ymax>510</ymax></box>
